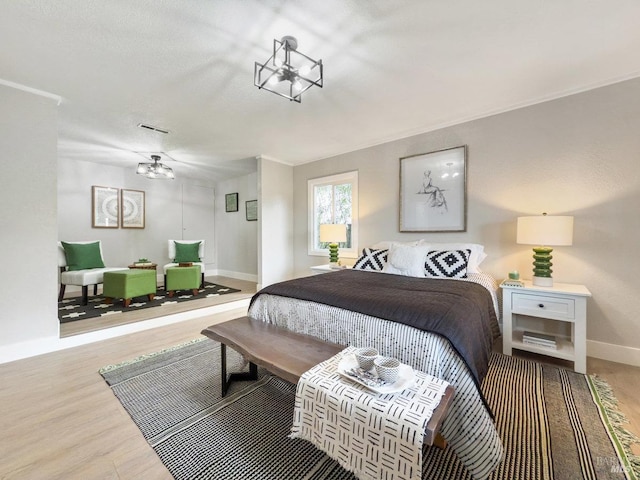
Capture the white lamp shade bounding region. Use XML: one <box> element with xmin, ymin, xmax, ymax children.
<box><xmin>517</xmin><ymin>215</ymin><xmax>574</xmax><ymax>246</ymax></box>
<box><xmin>319</xmin><ymin>224</ymin><xmax>347</xmax><ymax>243</ymax></box>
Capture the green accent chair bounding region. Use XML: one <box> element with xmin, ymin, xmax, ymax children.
<box><xmin>163</xmin><ymin>240</ymin><xmax>206</xmax><ymax>288</ymax></box>
<box><xmin>166</xmin><ymin>265</ymin><xmax>201</xmax><ymax>297</ymax></box>
<box><xmin>103</xmin><ymin>269</ymin><xmax>156</xmax><ymax>307</ymax></box>
<box><xmin>58</xmin><ymin>241</ymin><xmax>125</xmax><ymax>305</ymax></box>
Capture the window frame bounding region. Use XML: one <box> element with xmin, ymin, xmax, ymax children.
<box><xmin>307</xmin><ymin>171</ymin><xmax>358</xmax><ymax>259</ymax></box>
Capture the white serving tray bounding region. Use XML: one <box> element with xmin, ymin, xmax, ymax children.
<box><xmin>337</xmin><ymin>354</ymin><xmax>415</xmax><ymax>394</ymax></box>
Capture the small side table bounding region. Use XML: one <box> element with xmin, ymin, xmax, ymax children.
<box><xmin>501</xmin><ymin>280</ymin><xmax>591</xmax><ymax>373</ymax></box>
<box><xmin>128</xmin><ymin>262</ymin><xmax>157</xmax><ymax>271</ymax></box>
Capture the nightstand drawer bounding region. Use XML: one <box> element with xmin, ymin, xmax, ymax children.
<box><xmin>511</xmin><ymin>292</ymin><xmax>575</xmax><ymax>320</ymax></box>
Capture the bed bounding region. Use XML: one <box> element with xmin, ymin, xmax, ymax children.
<box><xmin>247</xmin><ymin>242</ymin><xmax>504</xmax><ymax>479</ymax></box>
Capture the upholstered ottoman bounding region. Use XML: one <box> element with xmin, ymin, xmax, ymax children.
<box><xmin>103</xmin><ymin>269</ymin><xmax>156</xmax><ymax>307</ymax></box>
<box><xmin>166</xmin><ymin>265</ymin><xmax>201</xmax><ymax>297</ymax></box>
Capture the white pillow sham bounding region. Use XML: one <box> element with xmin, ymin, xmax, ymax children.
<box><xmin>382</xmin><ymin>243</ymin><xmax>430</xmax><ymax>277</ymax></box>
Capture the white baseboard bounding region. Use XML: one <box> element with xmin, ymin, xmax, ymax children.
<box><xmin>0</xmin><ymin>298</ymin><xmax>250</xmax><ymax>365</ymax></box>
<box><xmin>212</xmin><ymin>269</ymin><xmax>258</xmax><ymax>283</ymax></box>
<box><xmin>587</xmin><ymin>339</ymin><xmax>640</xmax><ymax>367</ymax></box>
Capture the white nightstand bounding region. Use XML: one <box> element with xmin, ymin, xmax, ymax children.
<box><xmin>500</xmin><ymin>280</ymin><xmax>591</xmax><ymax>374</ymax></box>
<box><xmin>310</xmin><ymin>264</ymin><xmax>349</xmax><ymax>275</ymax></box>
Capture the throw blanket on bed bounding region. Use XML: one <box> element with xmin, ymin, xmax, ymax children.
<box><xmin>251</xmin><ymin>269</ymin><xmax>499</xmax><ymax>389</ymax></box>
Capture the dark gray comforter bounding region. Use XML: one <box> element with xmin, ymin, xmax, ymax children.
<box><xmin>250</xmin><ymin>269</ymin><xmax>500</xmax><ymax>389</ymax></box>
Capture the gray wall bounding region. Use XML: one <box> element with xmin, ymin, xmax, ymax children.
<box><xmin>215</xmin><ymin>172</ymin><xmax>258</xmax><ymax>280</ymax></box>
<box><xmin>258</xmin><ymin>157</ymin><xmax>294</xmax><ymax>289</ymax></box>
<box><xmin>293</xmin><ymin>77</ymin><xmax>640</xmax><ymax>362</ymax></box>
<box><xmin>0</xmin><ymin>84</ymin><xmax>59</xmax><ymax>348</ymax></box>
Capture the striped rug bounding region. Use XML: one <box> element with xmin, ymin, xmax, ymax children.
<box><xmin>100</xmin><ymin>339</ymin><xmax>639</xmax><ymax>480</ymax></box>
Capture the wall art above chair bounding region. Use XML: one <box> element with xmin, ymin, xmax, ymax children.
<box><xmin>92</xmin><ymin>186</ymin><xmax>120</xmax><ymax>228</ymax></box>
<box><xmin>121</xmin><ymin>189</ymin><xmax>145</xmax><ymax>228</ymax></box>
<box><xmin>91</xmin><ymin>185</ymin><xmax>145</xmax><ymax>229</ymax></box>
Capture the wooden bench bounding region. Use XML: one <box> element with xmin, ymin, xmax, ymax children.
<box><xmin>201</xmin><ymin>316</ymin><xmax>454</xmax><ymax>447</ymax></box>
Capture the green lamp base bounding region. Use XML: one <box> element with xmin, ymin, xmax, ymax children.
<box><xmin>328</xmin><ymin>243</ymin><xmax>339</xmax><ymax>265</ymax></box>
<box><xmin>532</xmin><ymin>246</ymin><xmax>554</xmax><ymax>286</ymax></box>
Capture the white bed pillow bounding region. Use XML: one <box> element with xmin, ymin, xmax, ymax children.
<box><xmin>418</xmin><ymin>241</ymin><xmax>487</xmax><ymax>273</ymax></box>
<box><xmin>382</xmin><ymin>243</ymin><xmax>430</xmax><ymax>277</ymax></box>
<box><xmin>370</xmin><ymin>240</ymin><xmax>419</xmax><ymax>250</ymax></box>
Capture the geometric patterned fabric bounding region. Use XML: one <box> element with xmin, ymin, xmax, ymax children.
<box><xmin>352</xmin><ymin>248</ymin><xmax>388</xmax><ymax>271</ymax></box>
<box><xmin>291</xmin><ymin>346</ymin><xmax>449</xmax><ymax>480</ymax></box>
<box><xmin>424</xmin><ymin>249</ymin><xmax>470</xmax><ymax>278</ymax></box>
<box><xmin>99</xmin><ymin>339</ymin><xmax>633</xmax><ymax>480</ymax></box>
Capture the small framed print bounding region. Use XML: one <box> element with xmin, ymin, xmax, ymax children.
<box><xmin>399</xmin><ymin>145</ymin><xmax>467</xmax><ymax>232</ymax></box>
<box><xmin>225</xmin><ymin>192</ymin><xmax>239</xmax><ymax>212</ymax></box>
<box><xmin>246</xmin><ymin>200</ymin><xmax>258</xmax><ymax>221</ymax></box>
<box><xmin>121</xmin><ymin>189</ymin><xmax>145</xmax><ymax>229</ymax></box>
<box><xmin>92</xmin><ymin>186</ymin><xmax>120</xmax><ymax>228</ymax></box>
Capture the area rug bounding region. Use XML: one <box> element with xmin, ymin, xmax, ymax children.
<box><xmin>59</xmin><ymin>282</ymin><xmax>240</xmax><ymax>323</ymax></box>
<box><xmin>100</xmin><ymin>339</ymin><xmax>640</xmax><ymax>480</ymax></box>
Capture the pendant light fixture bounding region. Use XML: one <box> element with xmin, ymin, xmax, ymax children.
<box><xmin>136</xmin><ymin>154</ymin><xmax>175</xmax><ymax>180</ymax></box>
<box><xmin>254</xmin><ymin>35</ymin><xmax>323</xmax><ymax>103</ymax></box>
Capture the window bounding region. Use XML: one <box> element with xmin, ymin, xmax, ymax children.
<box><xmin>308</xmin><ymin>171</ymin><xmax>358</xmax><ymax>258</ymax></box>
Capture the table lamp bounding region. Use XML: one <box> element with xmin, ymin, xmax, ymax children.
<box><xmin>319</xmin><ymin>224</ymin><xmax>347</xmax><ymax>266</ymax></box>
<box><xmin>516</xmin><ymin>213</ymin><xmax>573</xmax><ymax>287</ymax></box>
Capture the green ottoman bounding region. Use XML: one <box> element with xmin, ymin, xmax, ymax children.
<box><xmin>166</xmin><ymin>265</ymin><xmax>201</xmax><ymax>297</ymax></box>
<box><xmin>103</xmin><ymin>269</ymin><xmax>156</xmax><ymax>307</ymax></box>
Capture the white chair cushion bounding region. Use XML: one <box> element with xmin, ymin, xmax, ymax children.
<box><xmin>60</xmin><ymin>267</ymin><xmax>126</xmax><ymax>286</ymax></box>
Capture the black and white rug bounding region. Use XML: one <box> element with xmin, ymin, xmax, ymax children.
<box><xmin>100</xmin><ymin>339</ymin><xmax>639</xmax><ymax>480</ymax></box>
<box><xmin>58</xmin><ymin>282</ymin><xmax>240</xmax><ymax>323</ymax></box>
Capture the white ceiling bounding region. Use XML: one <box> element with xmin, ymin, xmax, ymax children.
<box><xmin>2</xmin><ymin>0</ymin><xmax>640</xmax><ymax>182</ymax></box>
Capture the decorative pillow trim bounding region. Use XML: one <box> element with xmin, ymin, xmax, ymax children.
<box><xmin>424</xmin><ymin>249</ymin><xmax>470</xmax><ymax>278</ymax></box>
<box><xmin>353</xmin><ymin>248</ymin><xmax>388</xmax><ymax>271</ymax></box>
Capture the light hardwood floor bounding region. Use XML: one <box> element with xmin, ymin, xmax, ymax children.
<box><xmin>2</xmin><ymin>298</ymin><xmax>639</xmax><ymax>479</ymax></box>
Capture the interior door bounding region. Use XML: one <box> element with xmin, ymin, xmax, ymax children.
<box><xmin>182</xmin><ymin>184</ymin><xmax>215</xmax><ymax>271</ymax></box>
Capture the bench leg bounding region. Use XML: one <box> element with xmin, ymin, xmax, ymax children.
<box><xmin>433</xmin><ymin>433</ymin><xmax>447</xmax><ymax>450</ymax></box>
<box><xmin>58</xmin><ymin>284</ymin><xmax>66</xmax><ymax>302</ymax></box>
<box><xmin>221</xmin><ymin>343</ymin><xmax>258</xmax><ymax>397</ymax></box>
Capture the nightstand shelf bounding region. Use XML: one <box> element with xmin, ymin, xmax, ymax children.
<box><xmin>511</xmin><ymin>330</ymin><xmax>574</xmax><ymax>361</ymax></box>
<box><xmin>501</xmin><ymin>280</ymin><xmax>591</xmax><ymax>373</ymax></box>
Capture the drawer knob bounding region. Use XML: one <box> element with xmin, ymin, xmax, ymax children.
<box><xmin>538</xmin><ymin>303</ymin><xmax>545</xmax><ymax>308</ymax></box>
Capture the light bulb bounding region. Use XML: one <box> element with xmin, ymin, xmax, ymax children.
<box><xmin>299</xmin><ymin>65</ymin><xmax>311</xmax><ymax>76</ymax></box>
<box><xmin>293</xmin><ymin>79</ymin><xmax>302</xmax><ymax>91</ymax></box>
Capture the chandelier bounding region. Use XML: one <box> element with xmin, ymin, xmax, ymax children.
<box><xmin>254</xmin><ymin>36</ymin><xmax>323</xmax><ymax>103</ymax></box>
<box><xmin>136</xmin><ymin>154</ymin><xmax>175</xmax><ymax>180</ymax></box>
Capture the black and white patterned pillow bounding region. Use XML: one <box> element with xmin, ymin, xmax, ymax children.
<box><xmin>352</xmin><ymin>248</ymin><xmax>388</xmax><ymax>271</ymax></box>
<box><xmin>424</xmin><ymin>249</ymin><xmax>471</xmax><ymax>278</ymax></box>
